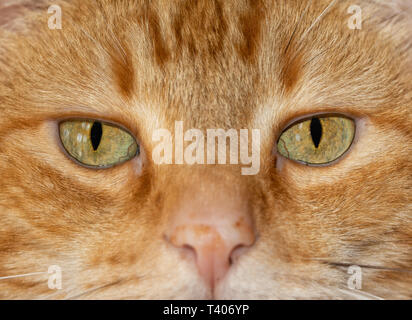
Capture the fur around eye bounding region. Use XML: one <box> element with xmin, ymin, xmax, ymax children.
<box><xmin>277</xmin><ymin>116</ymin><xmax>355</xmax><ymax>165</ymax></box>
<box><xmin>59</xmin><ymin>120</ymin><xmax>139</xmax><ymax>168</ymax></box>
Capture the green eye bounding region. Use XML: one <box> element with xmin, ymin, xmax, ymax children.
<box><xmin>277</xmin><ymin>116</ymin><xmax>355</xmax><ymax>165</ymax></box>
<box><xmin>59</xmin><ymin>120</ymin><xmax>139</xmax><ymax>168</ymax></box>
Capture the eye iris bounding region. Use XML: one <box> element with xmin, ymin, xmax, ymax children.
<box><xmin>277</xmin><ymin>116</ymin><xmax>355</xmax><ymax>165</ymax></box>
<box><xmin>310</xmin><ymin>117</ymin><xmax>322</xmax><ymax>148</ymax></box>
<box><xmin>90</xmin><ymin>121</ymin><xmax>103</xmax><ymax>151</ymax></box>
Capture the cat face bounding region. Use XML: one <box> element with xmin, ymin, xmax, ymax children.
<box><xmin>0</xmin><ymin>0</ymin><xmax>411</xmax><ymax>299</ymax></box>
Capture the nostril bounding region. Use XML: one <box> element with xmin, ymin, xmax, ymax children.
<box><xmin>181</xmin><ymin>243</ymin><xmax>197</xmax><ymax>258</ymax></box>
<box><xmin>229</xmin><ymin>255</ymin><xmax>233</xmax><ymax>266</ymax></box>
<box><xmin>164</xmin><ymin>233</ymin><xmax>197</xmax><ymax>261</ymax></box>
<box><xmin>174</xmin><ymin>243</ymin><xmax>197</xmax><ymax>264</ymax></box>
<box><xmin>229</xmin><ymin>244</ymin><xmax>251</xmax><ymax>266</ymax></box>
<box><xmin>165</xmin><ymin>222</ymin><xmax>255</xmax><ymax>288</ymax></box>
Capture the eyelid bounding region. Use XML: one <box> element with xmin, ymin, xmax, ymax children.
<box><xmin>57</xmin><ymin>117</ymin><xmax>138</xmax><ymax>140</ymax></box>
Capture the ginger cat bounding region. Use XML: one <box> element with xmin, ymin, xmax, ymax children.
<box><xmin>0</xmin><ymin>0</ymin><xmax>411</xmax><ymax>299</ymax></box>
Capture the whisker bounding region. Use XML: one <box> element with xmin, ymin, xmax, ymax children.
<box><xmin>310</xmin><ymin>259</ymin><xmax>412</xmax><ymax>273</ymax></box>
<box><xmin>272</xmin><ymin>270</ymin><xmax>385</xmax><ymax>300</ymax></box>
<box><xmin>0</xmin><ymin>271</ymin><xmax>47</xmax><ymax>281</ymax></box>
<box><xmin>338</xmin><ymin>288</ymin><xmax>385</xmax><ymax>300</ymax></box>
<box><xmin>38</xmin><ymin>289</ymin><xmax>69</xmax><ymax>300</ymax></box>
<box><xmin>288</xmin><ymin>0</ymin><xmax>338</xmax><ymax>64</ymax></box>
<box><xmin>298</xmin><ymin>0</ymin><xmax>339</xmax><ymax>45</ymax></box>
<box><xmin>65</xmin><ymin>279</ymin><xmax>125</xmax><ymax>300</ymax></box>
<box><xmin>283</xmin><ymin>0</ymin><xmax>312</xmax><ymax>54</ymax></box>
<box><xmin>63</xmin><ymin>274</ymin><xmax>144</xmax><ymax>300</ymax></box>
<box><xmin>282</xmin><ymin>0</ymin><xmax>338</xmax><ymax>91</ymax></box>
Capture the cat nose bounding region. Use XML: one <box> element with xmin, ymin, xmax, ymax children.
<box><xmin>164</xmin><ymin>192</ymin><xmax>255</xmax><ymax>289</ymax></box>
<box><xmin>166</xmin><ymin>222</ymin><xmax>254</xmax><ymax>288</ymax></box>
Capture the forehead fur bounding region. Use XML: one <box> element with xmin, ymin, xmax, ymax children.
<box><xmin>1</xmin><ymin>0</ymin><xmax>411</xmax><ymax>115</ymax></box>
<box><xmin>0</xmin><ymin>0</ymin><xmax>410</xmax><ymax>299</ymax></box>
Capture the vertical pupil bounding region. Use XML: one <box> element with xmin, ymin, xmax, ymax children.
<box><xmin>310</xmin><ymin>117</ymin><xmax>322</xmax><ymax>148</ymax></box>
<box><xmin>90</xmin><ymin>121</ymin><xmax>103</xmax><ymax>151</ymax></box>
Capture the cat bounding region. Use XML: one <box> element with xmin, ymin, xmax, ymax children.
<box><xmin>0</xmin><ymin>0</ymin><xmax>411</xmax><ymax>299</ymax></box>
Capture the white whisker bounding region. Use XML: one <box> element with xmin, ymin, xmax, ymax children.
<box><xmin>299</xmin><ymin>0</ymin><xmax>339</xmax><ymax>44</ymax></box>
<box><xmin>35</xmin><ymin>289</ymin><xmax>69</xmax><ymax>300</ymax></box>
<box><xmin>0</xmin><ymin>271</ymin><xmax>47</xmax><ymax>281</ymax></box>
<box><xmin>339</xmin><ymin>288</ymin><xmax>385</xmax><ymax>300</ymax></box>
<box><xmin>64</xmin><ymin>279</ymin><xmax>124</xmax><ymax>300</ymax></box>
<box><xmin>288</xmin><ymin>0</ymin><xmax>339</xmax><ymax>65</ymax></box>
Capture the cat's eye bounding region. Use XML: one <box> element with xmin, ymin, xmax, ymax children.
<box><xmin>277</xmin><ymin>116</ymin><xmax>355</xmax><ymax>165</ymax></box>
<box><xmin>59</xmin><ymin>120</ymin><xmax>139</xmax><ymax>168</ymax></box>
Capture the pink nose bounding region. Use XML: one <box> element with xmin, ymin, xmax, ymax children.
<box><xmin>164</xmin><ymin>191</ymin><xmax>255</xmax><ymax>289</ymax></box>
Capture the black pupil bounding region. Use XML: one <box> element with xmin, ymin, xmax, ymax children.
<box><xmin>90</xmin><ymin>121</ymin><xmax>103</xmax><ymax>151</ymax></box>
<box><xmin>310</xmin><ymin>117</ymin><xmax>322</xmax><ymax>148</ymax></box>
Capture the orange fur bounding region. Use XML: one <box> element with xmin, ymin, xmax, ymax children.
<box><xmin>0</xmin><ymin>0</ymin><xmax>411</xmax><ymax>299</ymax></box>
